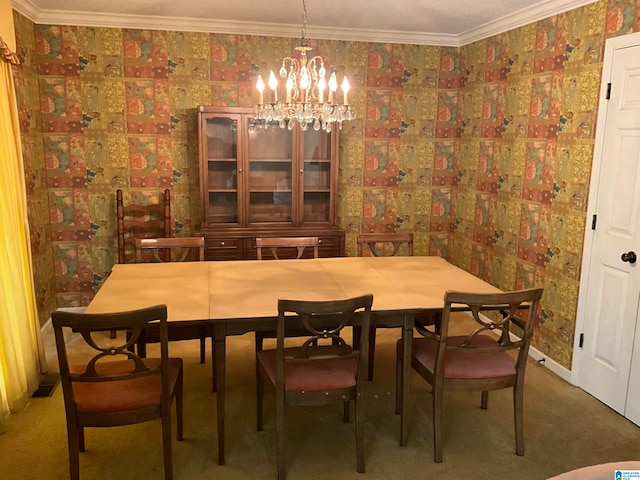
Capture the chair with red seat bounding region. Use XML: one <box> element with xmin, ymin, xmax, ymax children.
<box><xmin>51</xmin><ymin>304</ymin><xmax>184</xmax><ymax>480</ymax></box>
<box><xmin>256</xmin><ymin>294</ymin><xmax>373</xmax><ymax>480</ymax></box>
<box><xmin>356</xmin><ymin>232</ymin><xmax>440</xmax><ymax>381</ymax></box>
<box><xmin>133</xmin><ymin>236</ymin><xmax>209</xmax><ymax>365</ymax></box>
<box><xmin>397</xmin><ymin>288</ymin><xmax>543</xmax><ymax>462</ymax></box>
<box><xmin>254</xmin><ymin>236</ymin><xmax>321</xmax><ymax>354</ymax></box>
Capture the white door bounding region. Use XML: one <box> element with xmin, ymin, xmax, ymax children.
<box><xmin>577</xmin><ymin>34</ymin><xmax>640</xmax><ymax>425</ymax></box>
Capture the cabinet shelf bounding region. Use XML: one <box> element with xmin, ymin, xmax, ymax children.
<box><xmin>250</xmin><ymin>158</ymin><xmax>292</xmax><ymax>163</ymax></box>
<box><xmin>249</xmin><ymin>188</ymin><xmax>292</xmax><ymax>193</ymax></box>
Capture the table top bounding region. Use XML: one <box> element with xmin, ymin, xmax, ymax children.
<box><xmin>86</xmin><ymin>256</ymin><xmax>501</xmax><ymax>322</ymax></box>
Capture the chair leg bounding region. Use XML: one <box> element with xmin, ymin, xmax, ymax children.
<box><xmin>199</xmin><ymin>336</ymin><xmax>205</xmax><ymax>364</ymax></box>
<box><xmin>137</xmin><ymin>331</ymin><xmax>147</xmax><ymax>358</ymax></box>
<box><xmin>395</xmin><ymin>339</ymin><xmax>403</xmax><ymax>415</ymax></box>
<box><xmin>276</xmin><ymin>389</ymin><xmax>286</xmax><ymax>480</ymax></box>
<box><xmin>257</xmin><ymin>367</ymin><xmax>264</xmax><ymax>431</ymax></box>
<box><xmin>514</xmin><ymin>385</ymin><xmax>524</xmax><ymax>456</ymax></box>
<box><xmin>481</xmin><ymin>391</ymin><xmax>489</xmax><ymax>409</ymax></box>
<box><xmin>176</xmin><ymin>369</ymin><xmax>184</xmax><ymax>441</ymax></box>
<box><xmin>367</xmin><ymin>328</ymin><xmax>376</xmax><ymax>381</ymax></box>
<box><xmin>161</xmin><ymin>412</ymin><xmax>174</xmax><ymax>480</ymax></box>
<box><xmin>78</xmin><ymin>426</ymin><xmax>85</xmax><ymax>452</ymax></box>
<box><xmin>343</xmin><ymin>400</ymin><xmax>350</xmax><ymax>423</ymax></box>
<box><xmin>255</xmin><ymin>332</ymin><xmax>264</xmax><ymax>353</ymax></box>
<box><xmin>355</xmin><ymin>392</ymin><xmax>365</xmax><ymax>473</ymax></box>
<box><xmin>68</xmin><ymin>425</ymin><xmax>81</xmax><ymax>480</ymax></box>
<box><xmin>433</xmin><ymin>386</ymin><xmax>443</xmax><ymax>463</ymax></box>
<box><xmin>352</xmin><ymin>326</ymin><xmax>362</xmax><ymax>350</ymax></box>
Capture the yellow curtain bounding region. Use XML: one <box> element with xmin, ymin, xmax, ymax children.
<box><xmin>0</xmin><ymin>38</ymin><xmax>46</xmax><ymax>433</ymax></box>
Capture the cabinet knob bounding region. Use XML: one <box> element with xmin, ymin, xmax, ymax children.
<box><xmin>220</xmin><ymin>241</ymin><xmax>226</xmax><ymax>247</ymax></box>
<box><xmin>318</xmin><ymin>239</ymin><xmax>322</xmax><ymax>244</ymax></box>
<box><xmin>238</xmin><ymin>168</ymin><xmax>243</xmax><ymax>173</ymax></box>
<box><xmin>300</xmin><ymin>169</ymin><xmax>303</xmax><ymax>173</ymax></box>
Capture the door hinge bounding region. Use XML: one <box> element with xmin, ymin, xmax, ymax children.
<box><xmin>591</xmin><ymin>214</ymin><xmax>597</xmax><ymax>230</ymax></box>
<box><xmin>579</xmin><ymin>333</ymin><xmax>584</xmax><ymax>348</ymax></box>
<box><xmin>606</xmin><ymin>82</ymin><xmax>612</xmax><ymax>100</ymax></box>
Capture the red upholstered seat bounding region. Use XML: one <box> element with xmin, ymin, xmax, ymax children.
<box><xmin>257</xmin><ymin>347</ymin><xmax>357</xmax><ymax>392</ymax></box>
<box><xmin>412</xmin><ymin>335</ymin><xmax>516</xmax><ymax>379</ymax></box>
<box><xmin>71</xmin><ymin>358</ymin><xmax>183</xmax><ymax>413</ymax></box>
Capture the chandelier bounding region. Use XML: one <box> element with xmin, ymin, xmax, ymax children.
<box><xmin>254</xmin><ymin>0</ymin><xmax>355</xmax><ymax>132</ymax></box>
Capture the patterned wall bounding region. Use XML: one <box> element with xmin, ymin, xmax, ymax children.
<box><xmin>11</xmin><ymin>0</ymin><xmax>640</xmax><ymax>369</ymax></box>
<box><xmin>12</xmin><ymin>13</ymin><xmax>57</xmax><ymax>328</ymax></box>
<box><xmin>451</xmin><ymin>0</ymin><xmax>640</xmax><ymax>368</ymax></box>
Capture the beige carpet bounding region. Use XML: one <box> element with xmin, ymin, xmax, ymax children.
<box><xmin>1</xmin><ymin>320</ymin><xmax>639</xmax><ymax>480</ymax></box>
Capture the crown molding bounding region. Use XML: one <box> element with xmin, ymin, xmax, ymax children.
<box><xmin>11</xmin><ymin>0</ymin><xmax>600</xmax><ymax>47</ymax></box>
<box><xmin>459</xmin><ymin>0</ymin><xmax>600</xmax><ymax>46</ymax></box>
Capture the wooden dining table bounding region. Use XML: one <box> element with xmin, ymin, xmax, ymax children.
<box><xmin>85</xmin><ymin>255</ymin><xmax>501</xmax><ymax>465</ymax></box>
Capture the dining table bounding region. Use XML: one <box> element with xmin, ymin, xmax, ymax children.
<box><xmin>84</xmin><ymin>255</ymin><xmax>502</xmax><ymax>465</ymax></box>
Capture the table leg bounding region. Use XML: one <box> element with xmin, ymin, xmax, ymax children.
<box><xmin>400</xmin><ymin>312</ymin><xmax>412</xmax><ymax>447</ymax></box>
<box><xmin>214</xmin><ymin>330</ymin><xmax>226</xmax><ymax>465</ymax></box>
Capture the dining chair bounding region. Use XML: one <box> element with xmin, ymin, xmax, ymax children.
<box><xmin>256</xmin><ymin>294</ymin><xmax>373</xmax><ymax>480</ymax></box>
<box><xmin>355</xmin><ymin>232</ymin><xmax>440</xmax><ymax>381</ymax></box>
<box><xmin>116</xmin><ymin>188</ymin><xmax>172</xmax><ymax>264</ymax></box>
<box><xmin>254</xmin><ymin>236</ymin><xmax>320</xmax><ymax>354</ymax></box>
<box><xmin>255</xmin><ymin>236</ymin><xmax>319</xmax><ymax>260</ymax></box>
<box><xmin>396</xmin><ymin>288</ymin><xmax>544</xmax><ymax>462</ymax></box>
<box><xmin>133</xmin><ymin>236</ymin><xmax>209</xmax><ymax>364</ymax></box>
<box><xmin>357</xmin><ymin>232</ymin><xmax>414</xmax><ymax>257</ymax></box>
<box><xmin>51</xmin><ymin>304</ymin><xmax>184</xmax><ymax>480</ymax></box>
<box><xmin>135</xmin><ymin>236</ymin><xmax>205</xmax><ymax>263</ymax></box>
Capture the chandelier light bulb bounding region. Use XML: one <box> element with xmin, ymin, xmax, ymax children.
<box><xmin>342</xmin><ymin>76</ymin><xmax>350</xmax><ymax>104</ymax></box>
<box><xmin>285</xmin><ymin>76</ymin><xmax>294</xmax><ymax>103</ymax></box>
<box><xmin>317</xmin><ymin>75</ymin><xmax>326</xmax><ymax>103</ymax></box>
<box><xmin>256</xmin><ymin>75</ymin><xmax>265</xmax><ymax>104</ymax></box>
<box><xmin>268</xmin><ymin>71</ymin><xmax>278</xmax><ymax>103</ymax></box>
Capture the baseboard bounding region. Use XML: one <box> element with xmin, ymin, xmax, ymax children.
<box><xmin>526</xmin><ymin>344</ymin><xmax>572</xmax><ymax>383</ymax></box>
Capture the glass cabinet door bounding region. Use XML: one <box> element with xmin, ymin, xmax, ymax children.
<box><xmin>301</xmin><ymin>128</ymin><xmax>333</xmax><ymax>223</ymax></box>
<box><xmin>247</xmin><ymin>120</ymin><xmax>293</xmax><ymax>224</ymax></box>
<box><xmin>203</xmin><ymin>116</ymin><xmax>240</xmax><ymax>226</ymax></box>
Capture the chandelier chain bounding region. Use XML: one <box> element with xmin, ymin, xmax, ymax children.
<box><xmin>301</xmin><ymin>0</ymin><xmax>308</xmax><ymax>45</ymax></box>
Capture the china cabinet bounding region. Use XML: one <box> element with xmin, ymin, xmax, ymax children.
<box><xmin>197</xmin><ymin>106</ymin><xmax>345</xmax><ymax>260</ymax></box>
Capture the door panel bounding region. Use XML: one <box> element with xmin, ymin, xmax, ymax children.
<box><xmin>579</xmin><ymin>42</ymin><xmax>640</xmax><ymax>419</ymax></box>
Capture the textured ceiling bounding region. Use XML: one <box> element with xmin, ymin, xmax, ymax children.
<box><xmin>12</xmin><ymin>0</ymin><xmax>599</xmax><ymax>46</ymax></box>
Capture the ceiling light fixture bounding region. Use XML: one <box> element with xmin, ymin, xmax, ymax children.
<box><xmin>254</xmin><ymin>0</ymin><xmax>354</xmax><ymax>132</ymax></box>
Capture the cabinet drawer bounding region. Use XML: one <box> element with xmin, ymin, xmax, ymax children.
<box><xmin>317</xmin><ymin>236</ymin><xmax>340</xmax><ymax>248</ymax></box>
<box><xmin>205</xmin><ymin>238</ymin><xmax>242</xmax><ymax>260</ymax></box>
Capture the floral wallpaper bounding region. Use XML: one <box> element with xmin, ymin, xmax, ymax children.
<box><xmin>11</xmin><ymin>0</ymin><xmax>640</xmax><ymax>369</ymax></box>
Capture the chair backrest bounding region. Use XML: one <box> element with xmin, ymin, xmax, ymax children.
<box><xmin>276</xmin><ymin>294</ymin><xmax>374</xmax><ymax>384</ymax></box>
<box><xmin>116</xmin><ymin>189</ymin><xmax>172</xmax><ymax>264</ymax></box>
<box><xmin>135</xmin><ymin>236</ymin><xmax>205</xmax><ymax>263</ymax></box>
<box><xmin>430</xmin><ymin>288</ymin><xmax>544</xmax><ymax>378</ymax></box>
<box><xmin>51</xmin><ymin>305</ymin><xmax>171</xmax><ymax>417</ymax></box>
<box><xmin>255</xmin><ymin>236</ymin><xmax>319</xmax><ymax>260</ymax></box>
<box><xmin>357</xmin><ymin>233</ymin><xmax>414</xmax><ymax>257</ymax></box>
